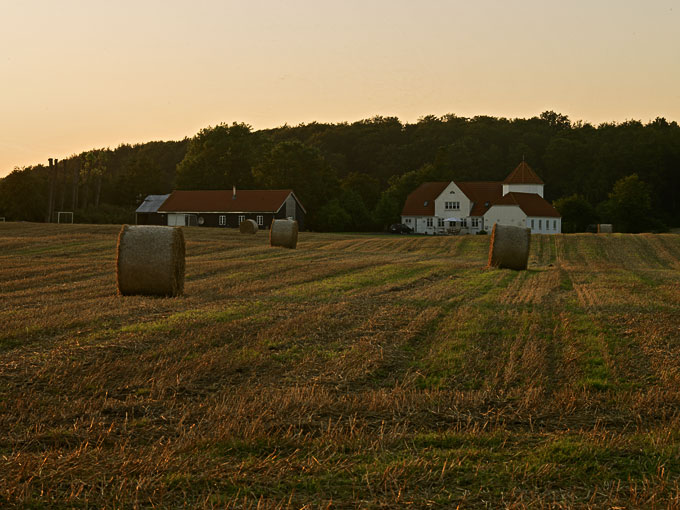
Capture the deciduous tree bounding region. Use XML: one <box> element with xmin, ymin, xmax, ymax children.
<box><xmin>177</xmin><ymin>123</ymin><xmax>254</xmax><ymax>190</ymax></box>
<box><xmin>553</xmin><ymin>194</ymin><xmax>597</xmax><ymax>232</ymax></box>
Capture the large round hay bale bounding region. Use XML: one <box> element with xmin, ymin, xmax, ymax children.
<box><xmin>487</xmin><ymin>224</ymin><xmax>531</xmax><ymax>270</ymax></box>
<box><xmin>597</xmin><ymin>223</ymin><xmax>613</xmax><ymax>234</ymax></box>
<box><xmin>270</xmin><ymin>218</ymin><xmax>298</xmax><ymax>249</ymax></box>
<box><xmin>116</xmin><ymin>225</ymin><xmax>185</xmax><ymax>296</ymax></box>
<box><xmin>239</xmin><ymin>219</ymin><xmax>258</xmax><ymax>234</ymax></box>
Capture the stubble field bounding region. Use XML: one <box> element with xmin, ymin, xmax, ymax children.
<box><xmin>1</xmin><ymin>222</ymin><xmax>680</xmax><ymax>508</ymax></box>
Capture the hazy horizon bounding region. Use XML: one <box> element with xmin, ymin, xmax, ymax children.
<box><xmin>2</xmin><ymin>0</ymin><xmax>678</xmax><ymax>177</ymax></box>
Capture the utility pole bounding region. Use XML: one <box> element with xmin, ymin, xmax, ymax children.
<box><xmin>58</xmin><ymin>159</ymin><xmax>66</xmax><ymax>211</ymax></box>
<box><xmin>46</xmin><ymin>158</ymin><xmax>57</xmax><ymax>223</ymax></box>
<box><xmin>71</xmin><ymin>157</ymin><xmax>80</xmax><ymax>211</ymax></box>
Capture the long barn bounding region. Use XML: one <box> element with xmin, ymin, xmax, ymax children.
<box><xmin>138</xmin><ymin>188</ymin><xmax>306</xmax><ymax>230</ymax></box>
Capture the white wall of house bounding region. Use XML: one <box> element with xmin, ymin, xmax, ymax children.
<box><xmin>502</xmin><ymin>183</ymin><xmax>544</xmax><ymax>197</ymax></box>
<box><xmin>418</xmin><ymin>217</ymin><xmax>435</xmax><ymax>234</ymax></box>
<box><xmin>402</xmin><ymin>216</ymin><xmax>438</xmax><ymax>234</ymax></box>
<box><xmin>468</xmin><ymin>216</ymin><xmax>485</xmax><ymax>233</ymax></box>
<box><xmin>527</xmin><ymin>216</ymin><xmax>561</xmax><ymax>234</ymax></box>
<box><xmin>434</xmin><ymin>182</ymin><xmax>472</xmax><ymax>218</ymax></box>
<box><xmin>483</xmin><ymin>205</ymin><xmax>528</xmax><ymax>230</ymax></box>
<box><xmin>402</xmin><ymin>216</ymin><xmax>419</xmax><ymax>232</ymax></box>
<box><xmin>403</xmin><ymin>215</ymin><xmax>487</xmax><ymax>235</ymax></box>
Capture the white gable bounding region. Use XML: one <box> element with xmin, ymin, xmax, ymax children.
<box><xmin>483</xmin><ymin>204</ymin><xmax>528</xmax><ymax>229</ymax></box>
<box><xmin>434</xmin><ymin>182</ymin><xmax>472</xmax><ymax>218</ymax></box>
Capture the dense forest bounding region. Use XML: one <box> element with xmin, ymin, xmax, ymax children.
<box><xmin>1</xmin><ymin>112</ymin><xmax>678</xmax><ymax>232</ymax></box>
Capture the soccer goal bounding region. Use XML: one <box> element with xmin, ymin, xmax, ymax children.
<box><xmin>57</xmin><ymin>211</ymin><xmax>74</xmax><ymax>224</ymax></box>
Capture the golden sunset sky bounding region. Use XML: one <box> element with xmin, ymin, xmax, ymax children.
<box><xmin>1</xmin><ymin>0</ymin><xmax>678</xmax><ymax>177</ymax></box>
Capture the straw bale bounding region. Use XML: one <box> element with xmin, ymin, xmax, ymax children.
<box><xmin>270</xmin><ymin>218</ymin><xmax>298</xmax><ymax>249</ymax></box>
<box><xmin>597</xmin><ymin>224</ymin><xmax>613</xmax><ymax>234</ymax></box>
<box><xmin>487</xmin><ymin>224</ymin><xmax>531</xmax><ymax>270</ymax></box>
<box><xmin>239</xmin><ymin>219</ymin><xmax>258</xmax><ymax>234</ymax></box>
<box><xmin>116</xmin><ymin>225</ymin><xmax>185</xmax><ymax>296</ymax></box>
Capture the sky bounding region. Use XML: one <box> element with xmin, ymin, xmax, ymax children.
<box><xmin>1</xmin><ymin>0</ymin><xmax>679</xmax><ymax>177</ymax></box>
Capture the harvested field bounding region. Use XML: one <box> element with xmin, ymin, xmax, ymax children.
<box><xmin>1</xmin><ymin>223</ymin><xmax>680</xmax><ymax>508</ymax></box>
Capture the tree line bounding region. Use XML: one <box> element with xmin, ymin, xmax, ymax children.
<box><xmin>0</xmin><ymin>111</ymin><xmax>678</xmax><ymax>232</ymax></box>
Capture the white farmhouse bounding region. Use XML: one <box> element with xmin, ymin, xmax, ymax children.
<box><xmin>401</xmin><ymin>162</ymin><xmax>561</xmax><ymax>234</ymax></box>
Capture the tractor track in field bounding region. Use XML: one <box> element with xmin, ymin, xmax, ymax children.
<box><xmin>2</xmin><ymin>225</ymin><xmax>680</xmax><ymax>508</ymax></box>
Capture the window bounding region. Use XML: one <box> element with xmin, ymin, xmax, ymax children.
<box><xmin>219</xmin><ymin>215</ymin><xmax>226</xmax><ymax>226</ymax></box>
<box><xmin>531</xmin><ymin>219</ymin><xmax>535</xmax><ymax>229</ymax></box>
<box><xmin>553</xmin><ymin>220</ymin><xmax>557</xmax><ymax>230</ymax></box>
<box><xmin>538</xmin><ymin>219</ymin><xmax>542</xmax><ymax>230</ymax></box>
<box><xmin>471</xmin><ymin>218</ymin><xmax>479</xmax><ymax>228</ymax></box>
<box><xmin>256</xmin><ymin>215</ymin><xmax>263</xmax><ymax>226</ymax></box>
<box><xmin>445</xmin><ymin>201</ymin><xmax>460</xmax><ymax>210</ymax></box>
<box><xmin>426</xmin><ymin>218</ymin><xmax>433</xmax><ymax>227</ymax></box>
<box><xmin>238</xmin><ymin>215</ymin><xmax>245</xmax><ymax>224</ymax></box>
<box><xmin>462</xmin><ymin>219</ymin><xmax>467</xmax><ymax>227</ymax></box>
<box><xmin>438</xmin><ymin>218</ymin><xmax>444</xmax><ymax>227</ymax></box>
<box><xmin>405</xmin><ymin>218</ymin><xmax>411</xmax><ymax>224</ymax></box>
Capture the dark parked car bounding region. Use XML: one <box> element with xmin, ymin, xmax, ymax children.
<box><xmin>389</xmin><ymin>223</ymin><xmax>413</xmax><ymax>234</ymax></box>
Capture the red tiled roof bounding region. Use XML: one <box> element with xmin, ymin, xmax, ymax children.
<box><xmin>490</xmin><ymin>192</ymin><xmax>560</xmax><ymax>217</ymax></box>
<box><xmin>401</xmin><ymin>178</ymin><xmax>558</xmax><ymax>219</ymax></box>
<box><xmin>503</xmin><ymin>161</ymin><xmax>544</xmax><ymax>185</ymax></box>
<box><xmin>401</xmin><ymin>182</ymin><xmax>449</xmax><ymax>216</ymax></box>
<box><xmin>158</xmin><ymin>189</ymin><xmax>303</xmax><ymax>213</ymax></box>
<box><xmin>456</xmin><ymin>181</ymin><xmax>503</xmax><ymax>216</ymax></box>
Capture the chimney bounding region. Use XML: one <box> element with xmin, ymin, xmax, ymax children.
<box><xmin>232</xmin><ymin>185</ymin><xmax>236</xmax><ymax>200</ymax></box>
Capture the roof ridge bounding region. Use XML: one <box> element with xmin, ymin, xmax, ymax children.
<box><xmin>158</xmin><ymin>189</ymin><xmax>299</xmax><ymax>213</ymax></box>
<box><xmin>490</xmin><ymin>191</ymin><xmax>560</xmax><ymax>217</ymax></box>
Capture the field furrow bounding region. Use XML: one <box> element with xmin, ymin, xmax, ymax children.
<box><xmin>1</xmin><ymin>223</ymin><xmax>679</xmax><ymax>508</ymax></box>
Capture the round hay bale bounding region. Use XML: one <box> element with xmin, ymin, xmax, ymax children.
<box><xmin>239</xmin><ymin>219</ymin><xmax>258</xmax><ymax>234</ymax></box>
<box><xmin>597</xmin><ymin>223</ymin><xmax>613</xmax><ymax>234</ymax></box>
<box><xmin>270</xmin><ymin>218</ymin><xmax>298</xmax><ymax>249</ymax></box>
<box><xmin>487</xmin><ymin>224</ymin><xmax>530</xmax><ymax>271</ymax></box>
<box><xmin>116</xmin><ymin>225</ymin><xmax>185</xmax><ymax>296</ymax></box>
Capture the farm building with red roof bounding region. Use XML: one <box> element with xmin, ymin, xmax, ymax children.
<box><xmin>400</xmin><ymin>162</ymin><xmax>561</xmax><ymax>234</ymax></box>
<box><xmin>137</xmin><ymin>188</ymin><xmax>306</xmax><ymax>230</ymax></box>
